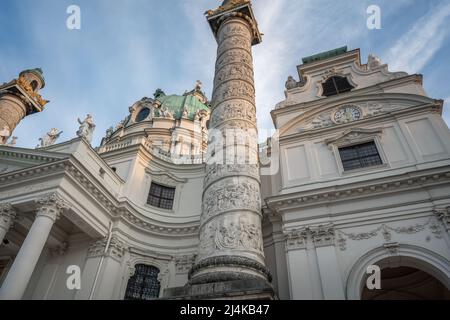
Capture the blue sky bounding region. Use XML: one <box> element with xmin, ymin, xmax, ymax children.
<box><xmin>1</xmin><ymin>0</ymin><xmax>450</xmax><ymax>148</ymax></box>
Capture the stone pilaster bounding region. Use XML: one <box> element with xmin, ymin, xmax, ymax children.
<box><xmin>0</xmin><ymin>203</ymin><xmax>16</xmax><ymax>244</ymax></box>
<box><xmin>189</xmin><ymin>0</ymin><xmax>270</xmax><ymax>285</ymax></box>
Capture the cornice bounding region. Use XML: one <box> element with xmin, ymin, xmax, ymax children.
<box><xmin>265</xmin><ymin>167</ymin><xmax>450</xmax><ymax>212</ymax></box>
<box><xmin>272</xmin><ymin>78</ymin><xmax>431</xmax><ymax>120</ymax></box>
<box><xmin>0</xmin><ymin>156</ymin><xmax>200</xmax><ymax>237</ymax></box>
<box><xmin>0</xmin><ymin>147</ymin><xmax>66</xmax><ymax>163</ymax></box>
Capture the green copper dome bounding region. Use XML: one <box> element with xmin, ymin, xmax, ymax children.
<box><xmin>155</xmin><ymin>85</ymin><xmax>209</xmax><ymax>120</ymax></box>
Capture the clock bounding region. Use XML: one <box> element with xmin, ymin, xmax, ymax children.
<box><xmin>333</xmin><ymin>105</ymin><xmax>362</xmax><ymax>123</ymax></box>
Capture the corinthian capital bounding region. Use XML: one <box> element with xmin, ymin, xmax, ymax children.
<box><xmin>35</xmin><ymin>193</ymin><xmax>68</xmax><ymax>222</ymax></box>
<box><xmin>0</xmin><ymin>203</ymin><xmax>16</xmax><ymax>219</ymax></box>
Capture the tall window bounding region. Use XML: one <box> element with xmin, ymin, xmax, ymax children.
<box><xmin>322</xmin><ymin>76</ymin><xmax>354</xmax><ymax>97</ymax></box>
<box><xmin>125</xmin><ymin>264</ymin><xmax>160</xmax><ymax>300</ymax></box>
<box><xmin>338</xmin><ymin>141</ymin><xmax>382</xmax><ymax>171</ymax></box>
<box><xmin>147</xmin><ymin>183</ymin><xmax>175</xmax><ymax>210</ymax></box>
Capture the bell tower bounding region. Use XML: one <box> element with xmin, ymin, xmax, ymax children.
<box><xmin>0</xmin><ymin>68</ymin><xmax>48</xmax><ymax>144</ymax></box>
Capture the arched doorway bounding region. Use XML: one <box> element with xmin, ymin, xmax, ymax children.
<box><xmin>361</xmin><ymin>265</ymin><xmax>450</xmax><ymax>300</ymax></box>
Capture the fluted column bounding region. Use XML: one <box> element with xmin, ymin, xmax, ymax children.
<box><xmin>0</xmin><ymin>194</ymin><xmax>66</xmax><ymax>300</ymax></box>
<box><xmin>189</xmin><ymin>3</ymin><xmax>270</xmax><ymax>285</ymax></box>
<box><xmin>0</xmin><ymin>203</ymin><xmax>16</xmax><ymax>244</ymax></box>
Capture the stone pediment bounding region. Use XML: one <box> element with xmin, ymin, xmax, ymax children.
<box><xmin>280</xmin><ymin>93</ymin><xmax>439</xmax><ymax>136</ymax></box>
<box><xmin>324</xmin><ymin>128</ymin><xmax>383</xmax><ymax>146</ymax></box>
<box><xmin>145</xmin><ymin>168</ymin><xmax>187</xmax><ymax>186</ymax></box>
<box><xmin>0</xmin><ymin>146</ymin><xmax>67</xmax><ymax>174</ymax></box>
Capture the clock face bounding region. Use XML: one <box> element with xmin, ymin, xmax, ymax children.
<box><xmin>334</xmin><ymin>105</ymin><xmax>362</xmax><ymax>123</ymax></box>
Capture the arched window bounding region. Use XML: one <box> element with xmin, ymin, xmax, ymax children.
<box><xmin>125</xmin><ymin>264</ymin><xmax>161</xmax><ymax>300</ymax></box>
<box><xmin>322</xmin><ymin>76</ymin><xmax>354</xmax><ymax>97</ymax></box>
<box><xmin>30</xmin><ymin>80</ymin><xmax>38</xmax><ymax>91</ymax></box>
<box><xmin>136</xmin><ymin>108</ymin><xmax>151</xmax><ymax>122</ymax></box>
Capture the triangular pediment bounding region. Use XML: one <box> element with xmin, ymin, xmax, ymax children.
<box><xmin>0</xmin><ymin>146</ymin><xmax>67</xmax><ymax>174</ymax></box>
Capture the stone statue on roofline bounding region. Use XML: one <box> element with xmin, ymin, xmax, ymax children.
<box><xmin>76</xmin><ymin>114</ymin><xmax>96</xmax><ymax>144</ymax></box>
<box><xmin>0</xmin><ymin>125</ymin><xmax>11</xmax><ymax>145</ymax></box>
<box><xmin>6</xmin><ymin>136</ymin><xmax>18</xmax><ymax>147</ymax></box>
<box><xmin>38</xmin><ymin>128</ymin><xmax>63</xmax><ymax>148</ymax></box>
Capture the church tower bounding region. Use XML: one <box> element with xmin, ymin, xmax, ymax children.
<box><xmin>0</xmin><ymin>69</ymin><xmax>48</xmax><ymax>144</ymax></box>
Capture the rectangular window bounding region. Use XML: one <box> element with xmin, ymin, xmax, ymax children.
<box><xmin>147</xmin><ymin>183</ymin><xmax>175</xmax><ymax>210</ymax></box>
<box><xmin>338</xmin><ymin>141</ymin><xmax>382</xmax><ymax>171</ymax></box>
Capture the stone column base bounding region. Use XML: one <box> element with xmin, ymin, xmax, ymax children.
<box><xmin>162</xmin><ymin>278</ymin><xmax>275</xmax><ymax>300</ymax></box>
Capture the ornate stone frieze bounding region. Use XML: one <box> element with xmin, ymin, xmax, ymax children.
<box><xmin>202</xmin><ymin>179</ymin><xmax>261</xmax><ymax>223</ymax></box>
<box><xmin>204</xmin><ymin>163</ymin><xmax>259</xmax><ymax>187</ymax></box>
<box><xmin>213</xmin><ymin>63</ymin><xmax>254</xmax><ymax>89</ymax></box>
<box><xmin>285</xmin><ymin>224</ymin><xmax>335</xmax><ymax>249</ymax></box>
<box><xmin>217</xmin><ymin>34</ymin><xmax>252</xmax><ymax>55</ymax></box>
<box><xmin>199</xmin><ymin>215</ymin><xmax>264</xmax><ymax>257</ymax></box>
<box><xmin>210</xmin><ymin>100</ymin><xmax>256</xmax><ymax>126</ymax></box>
<box><xmin>217</xmin><ymin>23</ymin><xmax>252</xmax><ymax>42</ymax></box>
<box><xmin>336</xmin><ymin>217</ymin><xmax>443</xmax><ymax>251</ymax></box>
<box><xmin>211</xmin><ymin>80</ymin><xmax>255</xmax><ymax>105</ymax></box>
<box><xmin>88</xmin><ymin>235</ymin><xmax>127</xmax><ymax>260</ymax></box>
<box><xmin>434</xmin><ymin>206</ymin><xmax>450</xmax><ymax>232</ymax></box>
<box><xmin>301</xmin><ymin>102</ymin><xmax>410</xmax><ymax>131</ymax></box>
<box><xmin>216</xmin><ymin>49</ymin><xmax>253</xmax><ymax>71</ymax></box>
<box><xmin>35</xmin><ymin>193</ymin><xmax>69</xmax><ymax>222</ymax></box>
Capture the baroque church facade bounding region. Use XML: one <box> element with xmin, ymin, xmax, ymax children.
<box><xmin>0</xmin><ymin>0</ymin><xmax>450</xmax><ymax>300</ymax></box>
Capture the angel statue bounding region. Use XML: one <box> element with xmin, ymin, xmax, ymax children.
<box><xmin>6</xmin><ymin>136</ymin><xmax>18</xmax><ymax>147</ymax></box>
<box><xmin>76</xmin><ymin>114</ymin><xmax>96</xmax><ymax>143</ymax></box>
<box><xmin>38</xmin><ymin>128</ymin><xmax>63</xmax><ymax>148</ymax></box>
<box><xmin>0</xmin><ymin>125</ymin><xmax>11</xmax><ymax>145</ymax></box>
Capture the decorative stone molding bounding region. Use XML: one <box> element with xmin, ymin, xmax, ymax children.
<box><xmin>175</xmin><ymin>254</ymin><xmax>197</xmax><ymax>273</ymax></box>
<box><xmin>285</xmin><ymin>224</ymin><xmax>335</xmax><ymax>249</ymax></box>
<box><xmin>0</xmin><ymin>202</ymin><xmax>16</xmax><ymax>230</ymax></box>
<box><xmin>35</xmin><ymin>193</ymin><xmax>69</xmax><ymax>222</ymax></box>
<box><xmin>145</xmin><ymin>168</ymin><xmax>187</xmax><ymax>186</ymax></box>
<box><xmin>0</xmin><ymin>203</ymin><xmax>16</xmax><ymax>220</ymax></box>
<box><xmin>87</xmin><ymin>235</ymin><xmax>127</xmax><ymax>261</ymax></box>
<box><xmin>266</xmin><ymin>170</ymin><xmax>450</xmax><ymax>210</ymax></box>
<box><xmin>49</xmin><ymin>241</ymin><xmax>68</xmax><ymax>257</ymax></box>
<box><xmin>336</xmin><ymin>217</ymin><xmax>443</xmax><ymax>251</ymax></box>
<box><xmin>383</xmin><ymin>242</ymin><xmax>400</xmax><ymax>255</ymax></box>
<box><xmin>324</xmin><ymin>127</ymin><xmax>383</xmax><ymax>147</ymax></box>
<box><xmin>434</xmin><ymin>206</ymin><xmax>450</xmax><ymax>232</ymax></box>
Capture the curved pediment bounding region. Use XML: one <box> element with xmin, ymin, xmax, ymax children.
<box><xmin>279</xmin><ymin>93</ymin><xmax>441</xmax><ymax>137</ymax></box>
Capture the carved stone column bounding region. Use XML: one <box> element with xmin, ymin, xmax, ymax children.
<box><xmin>189</xmin><ymin>0</ymin><xmax>270</xmax><ymax>285</ymax></box>
<box><xmin>0</xmin><ymin>193</ymin><xmax>66</xmax><ymax>300</ymax></box>
<box><xmin>0</xmin><ymin>203</ymin><xmax>16</xmax><ymax>244</ymax></box>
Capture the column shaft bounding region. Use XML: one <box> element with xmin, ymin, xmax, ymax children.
<box><xmin>190</xmin><ymin>12</ymin><xmax>270</xmax><ymax>284</ymax></box>
<box><xmin>0</xmin><ymin>194</ymin><xmax>65</xmax><ymax>300</ymax></box>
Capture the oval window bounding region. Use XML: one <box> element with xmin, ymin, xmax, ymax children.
<box><xmin>136</xmin><ymin>108</ymin><xmax>150</xmax><ymax>122</ymax></box>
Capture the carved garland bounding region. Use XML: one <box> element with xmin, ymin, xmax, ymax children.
<box><xmin>335</xmin><ymin>216</ymin><xmax>443</xmax><ymax>251</ymax></box>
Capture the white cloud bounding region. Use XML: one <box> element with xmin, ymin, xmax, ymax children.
<box><xmin>385</xmin><ymin>2</ymin><xmax>450</xmax><ymax>73</ymax></box>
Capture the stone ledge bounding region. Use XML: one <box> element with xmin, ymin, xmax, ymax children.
<box><xmin>163</xmin><ymin>278</ymin><xmax>275</xmax><ymax>300</ymax></box>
